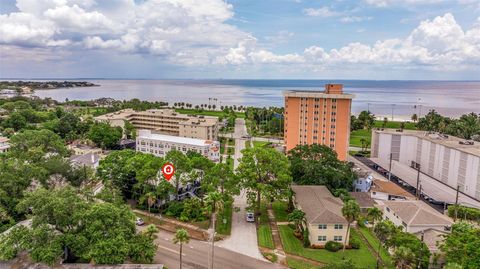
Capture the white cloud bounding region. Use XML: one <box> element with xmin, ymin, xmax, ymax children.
<box><xmin>0</xmin><ymin>1</ymin><xmax>479</xmax><ymax>73</ymax></box>
<box><xmin>303</xmin><ymin>7</ymin><xmax>339</xmax><ymax>17</ymax></box>
<box><xmin>340</xmin><ymin>16</ymin><xmax>373</xmax><ymax>23</ymax></box>
<box><xmin>365</xmin><ymin>0</ymin><xmax>446</xmax><ymax>7</ymax></box>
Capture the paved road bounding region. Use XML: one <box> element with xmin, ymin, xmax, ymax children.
<box><xmin>217</xmin><ymin>118</ymin><xmax>265</xmax><ymax>260</ymax></box>
<box><xmin>153</xmin><ymin>230</ymin><xmax>283</xmax><ymax>269</ymax></box>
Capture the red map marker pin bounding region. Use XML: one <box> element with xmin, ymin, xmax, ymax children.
<box><xmin>162</xmin><ymin>163</ymin><xmax>175</xmax><ymax>181</ymax></box>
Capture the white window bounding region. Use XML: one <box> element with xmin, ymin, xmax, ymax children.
<box><xmin>334</xmin><ymin>236</ymin><xmax>342</xmax><ymax>242</ymax></box>
<box><xmin>334</xmin><ymin>224</ymin><xmax>343</xmax><ymax>230</ymax></box>
<box><xmin>318</xmin><ymin>224</ymin><xmax>327</xmax><ymax>229</ymax></box>
<box><xmin>318</xmin><ymin>236</ymin><xmax>327</xmax><ymax>242</ymax></box>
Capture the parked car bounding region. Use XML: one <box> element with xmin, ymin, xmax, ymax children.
<box><xmin>136</xmin><ymin>218</ymin><xmax>145</xmax><ymax>226</ymax></box>
<box><xmin>246</xmin><ymin>212</ymin><xmax>255</xmax><ymax>222</ymax></box>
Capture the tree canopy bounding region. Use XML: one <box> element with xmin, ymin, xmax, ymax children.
<box><xmin>288</xmin><ymin>144</ymin><xmax>356</xmax><ymax>191</ymax></box>
<box><xmin>237</xmin><ymin>146</ymin><xmax>291</xmax><ymax>219</ymax></box>
<box><xmin>0</xmin><ymin>187</ymin><xmax>157</xmax><ymax>265</ymax></box>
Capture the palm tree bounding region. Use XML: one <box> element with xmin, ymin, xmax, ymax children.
<box><xmin>360</xmin><ymin>138</ymin><xmax>366</xmax><ymax>152</ymax></box>
<box><xmin>145</xmin><ymin>192</ymin><xmax>156</xmax><ymax>214</ymax></box>
<box><xmin>173</xmin><ymin>228</ymin><xmax>190</xmax><ymax>269</ymax></box>
<box><xmin>288</xmin><ymin>209</ymin><xmax>306</xmax><ymax>234</ymax></box>
<box><xmin>393</xmin><ymin>246</ymin><xmax>415</xmax><ymax>269</ymax></box>
<box><xmin>382</xmin><ymin>117</ymin><xmax>388</xmax><ymax>128</ymax></box>
<box><xmin>205</xmin><ymin>191</ymin><xmax>224</xmax><ymax>269</ymax></box>
<box><xmin>341</xmin><ymin>200</ymin><xmax>360</xmax><ymax>253</ymax></box>
<box><xmin>367</xmin><ymin>207</ymin><xmax>383</xmax><ymax>227</ymax></box>
<box><xmin>411</xmin><ymin>113</ymin><xmax>418</xmax><ymax>123</ymax></box>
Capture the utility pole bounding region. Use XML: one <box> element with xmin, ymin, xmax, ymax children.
<box><xmin>417</xmin><ymin>230</ymin><xmax>424</xmax><ymax>269</ymax></box>
<box><xmin>454</xmin><ymin>185</ymin><xmax>460</xmax><ymax>221</ymax></box>
<box><xmin>415</xmin><ymin>163</ymin><xmax>421</xmax><ymax>200</ymax></box>
<box><xmin>388</xmin><ymin>153</ymin><xmax>393</xmax><ymax>181</ymax></box>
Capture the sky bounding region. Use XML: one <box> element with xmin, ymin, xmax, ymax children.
<box><xmin>0</xmin><ymin>0</ymin><xmax>479</xmax><ymax>80</ymax></box>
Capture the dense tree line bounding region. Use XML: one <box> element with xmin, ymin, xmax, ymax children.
<box><xmin>417</xmin><ymin>110</ymin><xmax>480</xmax><ymax>140</ymax></box>
<box><xmin>245</xmin><ymin>106</ymin><xmax>284</xmax><ymax>136</ymax></box>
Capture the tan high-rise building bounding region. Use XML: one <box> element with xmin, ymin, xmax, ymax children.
<box><xmin>95</xmin><ymin>109</ymin><xmax>219</xmax><ymax>141</ymax></box>
<box><xmin>283</xmin><ymin>84</ymin><xmax>354</xmax><ymax>161</ymax></box>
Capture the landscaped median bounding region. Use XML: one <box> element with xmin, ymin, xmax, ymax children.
<box><xmin>278</xmin><ymin>225</ymin><xmax>378</xmax><ymax>268</ymax></box>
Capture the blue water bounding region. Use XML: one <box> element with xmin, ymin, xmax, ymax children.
<box><xmin>33</xmin><ymin>79</ymin><xmax>480</xmax><ymax>119</ymax></box>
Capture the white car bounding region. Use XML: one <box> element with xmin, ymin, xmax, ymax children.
<box><xmin>136</xmin><ymin>218</ymin><xmax>145</xmax><ymax>226</ymax></box>
<box><xmin>246</xmin><ymin>212</ymin><xmax>255</xmax><ymax>222</ymax></box>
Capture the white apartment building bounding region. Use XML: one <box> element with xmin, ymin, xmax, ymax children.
<box><xmin>0</xmin><ymin>137</ymin><xmax>10</xmax><ymax>153</ymax></box>
<box><xmin>136</xmin><ymin>130</ymin><xmax>220</xmax><ymax>162</ymax></box>
<box><xmin>371</xmin><ymin>129</ymin><xmax>480</xmax><ymax>208</ymax></box>
<box><xmin>95</xmin><ymin>109</ymin><xmax>219</xmax><ymax>141</ymax></box>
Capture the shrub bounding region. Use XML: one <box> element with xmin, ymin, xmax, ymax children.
<box><xmin>310</xmin><ymin>244</ymin><xmax>325</xmax><ymax>249</ymax></box>
<box><xmin>165</xmin><ymin>201</ymin><xmax>184</xmax><ymax>217</ymax></box>
<box><xmin>325</xmin><ymin>241</ymin><xmax>343</xmax><ymax>252</ymax></box>
<box><xmin>262</xmin><ymin>252</ymin><xmax>278</xmax><ymax>263</ymax></box>
<box><xmin>349</xmin><ymin>237</ymin><xmax>361</xmax><ymax>249</ymax></box>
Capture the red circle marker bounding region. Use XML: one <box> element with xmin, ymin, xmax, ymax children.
<box><xmin>162</xmin><ymin>163</ymin><xmax>175</xmax><ymax>181</ymax></box>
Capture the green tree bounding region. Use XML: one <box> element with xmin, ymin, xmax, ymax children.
<box><xmin>123</xmin><ymin>120</ymin><xmax>136</xmax><ymax>139</ymax></box>
<box><xmin>1</xmin><ymin>112</ymin><xmax>27</xmax><ymax>131</ymax></box>
<box><xmin>9</xmin><ymin>129</ymin><xmax>68</xmax><ymax>162</ymax></box>
<box><xmin>287</xmin><ymin>209</ymin><xmax>306</xmax><ymax>234</ymax></box>
<box><xmin>237</xmin><ymin>147</ymin><xmax>291</xmax><ymax>221</ymax></box>
<box><xmin>203</xmin><ymin>162</ymin><xmax>238</xmax><ymax>197</ymax></box>
<box><xmin>288</xmin><ymin>144</ymin><xmax>356</xmax><ymax>191</ymax></box>
<box><xmin>393</xmin><ymin>246</ymin><xmax>416</xmax><ymax>269</ymax></box>
<box><xmin>358</xmin><ymin>110</ymin><xmax>375</xmax><ymax>130</ymax></box>
<box><xmin>367</xmin><ymin>207</ymin><xmax>383</xmax><ymax>227</ymax></box>
<box><xmin>341</xmin><ymin>200</ymin><xmax>360</xmax><ymax>252</ymax></box>
<box><xmin>173</xmin><ymin>229</ymin><xmax>190</xmax><ymax>269</ymax></box>
<box><xmin>87</xmin><ymin>122</ymin><xmax>122</xmax><ymax>149</ymax></box>
<box><xmin>97</xmin><ymin>150</ymin><xmax>137</xmax><ymax>198</ymax></box>
<box><xmin>165</xmin><ymin>150</ymin><xmax>192</xmax><ymax>200</ymax></box>
<box><xmin>439</xmin><ymin>222</ymin><xmax>480</xmax><ymax>268</ymax></box>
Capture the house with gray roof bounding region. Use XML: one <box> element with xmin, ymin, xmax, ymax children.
<box><xmin>379</xmin><ymin>200</ymin><xmax>453</xmax><ymax>233</ymax></box>
<box><xmin>291</xmin><ymin>185</ymin><xmax>349</xmax><ymax>246</ymax></box>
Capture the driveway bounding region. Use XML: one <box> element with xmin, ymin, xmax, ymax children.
<box><xmin>217</xmin><ymin>118</ymin><xmax>265</xmax><ymax>260</ymax></box>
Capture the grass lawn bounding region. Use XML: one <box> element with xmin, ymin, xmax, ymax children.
<box><xmin>373</xmin><ymin>120</ymin><xmax>417</xmax><ymax>130</ymax></box>
<box><xmin>272</xmin><ymin>201</ymin><xmax>289</xmax><ymax>222</ymax></box>
<box><xmin>245</xmin><ymin>140</ymin><xmax>251</xmax><ymax>148</ymax></box>
<box><xmin>258</xmin><ymin>224</ymin><xmax>275</xmax><ymax>249</ymax></box>
<box><xmin>227</xmin><ymin>147</ymin><xmax>234</xmax><ymax>155</ymax></box>
<box><xmin>227</xmin><ymin>138</ymin><xmax>235</xmax><ymax>146</ymax></box>
<box><xmin>253</xmin><ymin>141</ymin><xmax>272</xmax><ymax>148</ymax></box>
<box><xmin>175</xmin><ymin>108</ymin><xmax>245</xmax><ymax>118</ymax></box>
<box><xmin>358</xmin><ymin>227</ymin><xmax>394</xmax><ymax>268</ymax></box>
<box><xmin>257</xmin><ymin>202</ymin><xmax>275</xmax><ymax>249</ymax></box>
<box><xmin>350</xmin><ymin>129</ymin><xmax>371</xmax><ymax>148</ymax></box>
<box><xmin>216</xmin><ymin>202</ymin><xmax>233</xmax><ymax>235</ymax></box>
<box><xmin>286</xmin><ymin>258</ymin><xmax>319</xmax><ymax>269</ymax></box>
<box><xmin>279</xmin><ymin>225</ymin><xmax>377</xmax><ymax>268</ymax></box>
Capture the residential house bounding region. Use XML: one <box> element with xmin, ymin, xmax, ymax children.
<box><xmin>349</xmin><ymin>192</ymin><xmax>376</xmax><ymax>213</ymax></box>
<box><xmin>370</xmin><ymin>179</ymin><xmax>415</xmax><ymax>201</ymax></box>
<box><xmin>353</xmin><ymin>173</ymin><xmax>373</xmax><ymax>192</ymax></box>
<box><xmin>0</xmin><ymin>137</ymin><xmax>10</xmax><ymax>153</ymax></box>
<box><xmin>291</xmin><ymin>185</ymin><xmax>349</xmax><ymax>246</ymax></box>
<box><xmin>378</xmin><ymin>200</ymin><xmax>453</xmax><ymax>233</ymax></box>
<box><xmin>70</xmin><ymin>152</ymin><xmax>100</xmax><ymax>169</ymax></box>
